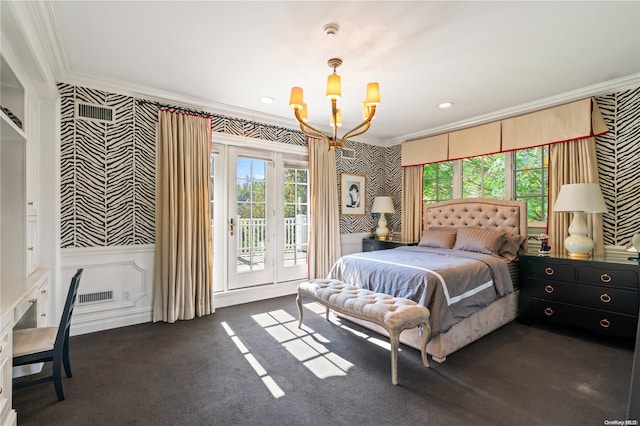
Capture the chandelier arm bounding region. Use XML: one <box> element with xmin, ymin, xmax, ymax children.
<box><xmin>294</xmin><ymin>109</ymin><xmax>331</xmax><ymax>144</ymax></box>
<box><xmin>300</xmin><ymin>125</ymin><xmax>331</xmax><ymax>145</ymax></box>
<box><xmin>339</xmin><ymin>121</ymin><xmax>372</xmax><ymax>145</ymax></box>
<box><xmin>331</xmin><ymin>98</ymin><xmax>338</xmax><ymax>142</ymax></box>
<box><xmin>339</xmin><ymin>105</ymin><xmax>377</xmax><ymax>142</ymax></box>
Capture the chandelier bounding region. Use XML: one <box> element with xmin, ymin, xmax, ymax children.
<box><xmin>289</xmin><ymin>58</ymin><xmax>380</xmax><ymax>149</ymax></box>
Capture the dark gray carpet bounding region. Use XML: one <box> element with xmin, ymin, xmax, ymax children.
<box><xmin>13</xmin><ymin>295</ymin><xmax>634</xmax><ymax>426</ymax></box>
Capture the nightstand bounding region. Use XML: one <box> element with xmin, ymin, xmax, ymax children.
<box><xmin>518</xmin><ymin>253</ymin><xmax>640</xmax><ymax>338</ymax></box>
<box><xmin>362</xmin><ymin>238</ymin><xmax>417</xmax><ymax>252</ymax></box>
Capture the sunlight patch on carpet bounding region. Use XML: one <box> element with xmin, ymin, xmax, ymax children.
<box><xmin>251</xmin><ymin>308</ymin><xmax>354</xmax><ymax>381</ymax></box>
<box><xmin>221</xmin><ymin>321</ymin><xmax>285</xmax><ymax>399</ymax></box>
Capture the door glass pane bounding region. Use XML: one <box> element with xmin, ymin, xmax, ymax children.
<box><xmin>236</xmin><ymin>157</ymin><xmax>267</xmax><ymax>273</ymax></box>
<box><xmin>284</xmin><ymin>167</ymin><xmax>308</xmax><ymax>267</ymax></box>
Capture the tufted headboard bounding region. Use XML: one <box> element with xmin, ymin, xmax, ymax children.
<box><xmin>424</xmin><ymin>198</ymin><xmax>528</xmax><ymax>253</ymax></box>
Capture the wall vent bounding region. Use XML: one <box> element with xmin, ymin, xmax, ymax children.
<box><xmin>75</xmin><ymin>102</ymin><xmax>116</xmax><ymax>124</ymax></box>
<box><xmin>342</xmin><ymin>148</ymin><xmax>355</xmax><ymax>159</ymax></box>
<box><xmin>78</xmin><ymin>290</ymin><xmax>114</xmax><ymax>304</ymax></box>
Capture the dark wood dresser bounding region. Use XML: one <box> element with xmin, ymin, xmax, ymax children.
<box><xmin>362</xmin><ymin>238</ymin><xmax>417</xmax><ymax>252</ymax></box>
<box><xmin>519</xmin><ymin>253</ymin><xmax>640</xmax><ymax>338</ymax></box>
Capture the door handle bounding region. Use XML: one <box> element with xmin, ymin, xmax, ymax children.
<box><xmin>229</xmin><ymin>218</ymin><xmax>234</xmax><ymax>236</ymax></box>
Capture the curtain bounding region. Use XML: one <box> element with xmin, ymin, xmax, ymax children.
<box><xmin>153</xmin><ymin>110</ymin><xmax>214</xmax><ymax>323</ymax></box>
<box><xmin>548</xmin><ymin>137</ymin><xmax>604</xmax><ymax>256</ymax></box>
<box><xmin>401</xmin><ymin>165</ymin><xmax>424</xmax><ymax>242</ymax></box>
<box><xmin>308</xmin><ymin>137</ymin><xmax>341</xmax><ymax>278</ymax></box>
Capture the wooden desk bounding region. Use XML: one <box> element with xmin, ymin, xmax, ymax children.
<box><xmin>0</xmin><ymin>268</ymin><xmax>49</xmax><ymax>426</ymax></box>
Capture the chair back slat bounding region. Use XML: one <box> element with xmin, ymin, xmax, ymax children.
<box><xmin>55</xmin><ymin>268</ymin><xmax>83</xmax><ymax>346</ymax></box>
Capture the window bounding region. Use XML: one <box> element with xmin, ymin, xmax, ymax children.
<box><xmin>514</xmin><ymin>146</ymin><xmax>548</xmax><ymax>223</ymax></box>
<box><xmin>423</xmin><ymin>161</ymin><xmax>453</xmax><ymax>203</ymax></box>
<box><xmin>462</xmin><ymin>153</ymin><xmax>505</xmax><ymax>199</ymax></box>
<box><xmin>422</xmin><ymin>147</ymin><xmax>548</xmax><ymax>223</ymax></box>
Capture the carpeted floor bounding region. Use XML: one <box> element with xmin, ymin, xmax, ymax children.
<box><xmin>12</xmin><ymin>294</ymin><xmax>634</xmax><ymax>426</ymax></box>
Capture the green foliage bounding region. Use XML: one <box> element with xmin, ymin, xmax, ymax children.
<box><xmin>422</xmin><ymin>146</ymin><xmax>549</xmax><ymax>223</ymax></box>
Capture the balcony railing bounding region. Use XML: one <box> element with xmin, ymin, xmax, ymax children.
<box><xmin>235</xmin><ymin>216</ymin><xmax>308</xmax><ymax>269</ymax></box>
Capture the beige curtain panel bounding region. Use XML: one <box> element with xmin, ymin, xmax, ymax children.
<box><xmin>153</xmin><ymin>110</ymin><xmax>214</xmax><ymax>323</ymax></box>
<box><xmin>401</xmin><ymin>165</ymin><xmax>424</xmax><ymax>242</ymax></box>
<box><xmin>548</xmin><ymin>137</ymin><xmax>604</xmax><ymax>256</ymax></box>
<box><xmin>308</xmin><ymin>137</ymin><xmax>341</xmax><ymax>279</ymax></box>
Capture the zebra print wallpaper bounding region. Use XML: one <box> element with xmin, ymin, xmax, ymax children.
<box><xmin>595</xmin><ymin>86</ymin><xmax>640</xmax><ymax>247</ymax></box>
<box><xmin>58</xmin><ymin>83</ymin><xmax>639</xmax><ymax>249</ymax></box>
<box><xmin>58</xmin><ymin>83</ymin><xmax>387</xmax><ymax>247</ymax></box>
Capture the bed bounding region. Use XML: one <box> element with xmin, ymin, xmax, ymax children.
<box><xmin>328</xmin><ymin>198</ymin><xmax>527</xmax><ymax>362</ymax></box>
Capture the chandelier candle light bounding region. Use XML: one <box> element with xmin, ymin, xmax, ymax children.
<box><xmin>289</xmin><ymin>58</ymin><xmax>380</xmax><ymax>149</ymax></box>
<box><xmin>552</xmin><ymin>183</ymin><xmax>607</xmax><ymax>258</ymax></box>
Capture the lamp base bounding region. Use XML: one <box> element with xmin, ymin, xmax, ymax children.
<box><xmin>564</xmin><ymin>212</ymin><xmax>594</xmax><ymax>259</ymax></box>
<box><xmin>568</xmin><ymin>252</ymin><xmax>591</xmax><ymax>259</ymax></box>
<box><xmin>375</xmin><ymin>213</ymin><xmax>390</xmax><ymax>239</ymax></box>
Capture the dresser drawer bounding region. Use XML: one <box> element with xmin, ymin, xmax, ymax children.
<box><xmin>525</xmin><ymin>278</ymin><xmax>639</xmax><ymax>315</ymax></box>
<box><xmin>524</xmin><ymin>259</ymin><xmax>575</xmax><ymax>281</ymax></box>
<box><xmin>527</xmin><ymin>298</ymin><xmax>638</xmax><ymax>338</ymax></box>
<box><xmin>577</xmin><ymin>265</ymin><xmax>639</xmax><ymax>289</ymax></box>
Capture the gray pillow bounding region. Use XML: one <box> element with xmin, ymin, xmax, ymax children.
<box><xmin>453</xmin><ymin>227</ymin><xmax>506</xmax><ymax>256</ymax></box>
<box><xmin>498</xmin><ymin>234</ymin><xmax>526</xmax><ymax>261</ymax></box>
<box><xmin>418</xmin><ymin>228</ymin><xmax>457</xmax><ymax>249</ymax></box>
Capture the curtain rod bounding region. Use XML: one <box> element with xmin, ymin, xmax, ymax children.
<box><xmin>135</xmin><ymin>99</ymin><xmax>216</xmax><ymax>119</ymax></box>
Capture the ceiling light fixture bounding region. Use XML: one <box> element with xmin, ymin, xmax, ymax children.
<box><xmin>438</xmin><ymin>102</ymin><xmax>453</xmax><ymax>109</ymax></box>
<box><xmin>289</xmin><ymin>57</ymin><xmax>380</xmax><ymax>149</ymax></box>
<box><xmin>260</xmin><ymin>96</ymin><xmax>275</xmax><ymax>104</ymax></box>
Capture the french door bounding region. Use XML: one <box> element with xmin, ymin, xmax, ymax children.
<box><xmin>227</xmin><ymin>147</ymin><xmax>275</xmax><ymax>289</ymax></box>
<box><xmin>211</xmin><ymin>140</ymin><xmax>309</xmax><ymax>292</ymax></box>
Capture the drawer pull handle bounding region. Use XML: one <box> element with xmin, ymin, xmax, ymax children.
<box><xmin>41</xmin><ymin>313</ymin><xmax>47</xmax><ymax>317</ymax></box>
<box><xmin>600</xmin><ymin>319</ymin><xmax>611</xmax><ymax>328</ymax></box>
<box><xmin>370</xmin><ymin>245</ymin><xmax>377</xmax><ymax>251</ymax></box>
<box><xmin>600</xmin><ymin>293</ymin><xmax>611</xmax><ymax>303</ymax></box>
<box><xmin>544</xmin><ymin>285</ymin><xmax>554</xmax><ymax>294</ymax></box>
<box><xmin>29</xmin><ymin>298</ymin><xmax>37</xmax><ymax>304</ymax></box>
<box><xmin>28</xmin><ymin>247</ymin><xmax>34</xmax><ymax>251</ymax></box>
<box><xmin>0</xmin><ymin>387</ymin><xmax>2</xmax><ymax>394</ymax></box>
<box><xmin>0</xmin><ymin>345</ymin><xmax>2</xmax><ymax>353</ymax></box>
<box><xmin>544</xmin><ymin>267</ymin><xmax>555</xmax><ymax>276</ymax></box>
<box><xmin>600</xmin><ymin>273</ymin><xmax>612</xmax><ymax>283</ymax></box>
<box><xmin>544</xmin><ymin>307</ymin><xmax>554</xmax><ymax>316</ymax></box>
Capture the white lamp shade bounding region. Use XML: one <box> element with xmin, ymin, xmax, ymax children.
<box><xmin>371</xmin><ymin>196</ymin><xmax>395</xmax><ymax>214</ymax></box>
<box><xmin>552</xmin><ymin>183</ymin><xmax>607</xmax><ymax>213</ymax></box>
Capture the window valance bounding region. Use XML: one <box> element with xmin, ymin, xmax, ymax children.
<box><xmin>401</xmin><ymin>98</ymin><xmax>608</xmax><ymax>167</ymax></box>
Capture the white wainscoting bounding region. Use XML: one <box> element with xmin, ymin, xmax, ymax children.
<box><xmin>62</xmin><ymin>233</ymin><xmax>365</xmax><ymax>335</ymax></box>
<box><xmin>62</xmin><ymin>245</ymin><xmax>155</xmax><ymax>336</ymax></box>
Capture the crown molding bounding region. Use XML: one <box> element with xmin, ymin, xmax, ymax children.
<box><xmin>386</xmin><ymin>73</ymin><xmax>640</xmax><ymax>146</ymax></box>
<box><xmin>4</xmin><ymin>0</ymin><xmax>60</xmax><ymax>98</ymax></box>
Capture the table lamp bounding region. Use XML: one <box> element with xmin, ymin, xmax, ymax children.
<box><xmin>552</xmin><ymin>183</ymin><xmax>607</xmax><ymax>258</ymax></box>
<box><xmin>372</xmin><ymin>196</ymin><xmax>395</xmax><ymax>240</ymax></box>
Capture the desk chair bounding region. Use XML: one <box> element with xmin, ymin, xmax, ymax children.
<box><xmin>13</xmin><ymin>268</ymin><xmax>83</xmax><ymax>401</ymax></box>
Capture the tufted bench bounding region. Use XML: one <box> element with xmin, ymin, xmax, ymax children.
<box><xmin>296</xmin><ymin>278</ymin><xmax>431</xmax><ymax>385</ymax></box>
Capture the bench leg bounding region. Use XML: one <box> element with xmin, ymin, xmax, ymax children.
<box><xmin>296</xmin><ymin>293</ymin><xmax>304</xmax><ymax>329</ymax></box>
<box><xmin>420</xmin><ymin>322</ymin><xmax>430</xmax><ymax>368</ymax></box>
<box><xmin>389</xmin><ymin>331</ymin><xmax>400</xmax><ymax>385</ymax></box>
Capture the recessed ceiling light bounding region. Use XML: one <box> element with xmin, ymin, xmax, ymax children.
<box><xmin>260</xmin><ymin>96</ymin><xmax>275</xmax><ymax>104</ymax></box>
<box><xmin>438</xmin><ymin>102</ymin><xmax>453</xmax><ymax>109</ymax></box>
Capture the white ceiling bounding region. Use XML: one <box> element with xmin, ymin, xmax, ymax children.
<box><xmin>35</xmin><ymin>1</ymin><xmax>640</xmax><ymax>144</ymax></box>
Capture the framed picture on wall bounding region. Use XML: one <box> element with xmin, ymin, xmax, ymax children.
<box><xmin>341</xmin><ymin>173</ymin><xmax>365</xmax><ymax>215</ymax></box>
